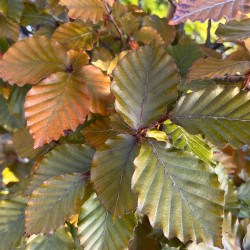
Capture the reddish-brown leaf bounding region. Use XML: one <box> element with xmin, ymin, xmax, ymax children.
<box><xmin>25</xmin><ymin>72</ymin><xmax>89</xmax><ymax>148</ymax></box>
<box><xmin>170</xmin><ymin>0</ymin><xmax>250</xmax><ymax>25</ymax></box>
<box><xmin>59</xmin><ymin>0</ymin><xmax>107</xmax><ymax>24</ymax></box>
<box><xmin>0</xmin><ymin>36</ymin><xmax>69</xmax><ymax>86</ymax></box>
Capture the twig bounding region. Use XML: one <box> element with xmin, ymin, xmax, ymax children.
<box><xmin>168</xmin><ymin>0</ymin><xmax>177</xmax><ymax>9</ymax></box>
<box><xmin>104</xmin><ymin>2</ymin><xmax>125</xmax><ymax>50</ymax></box>
<box><xmin>243</xmin><ymin>74</ymin><xmax>250</xmax><ymax>90</ymax></box>
<box><xmin>205</xmin><ymin>19</ymin><xmax>212</xmax><ymax>48</ymax></box>
<box><xmin>212</xmin><ymin>75</ymin><xmax>247</xmax><ymax>83</ymax></box>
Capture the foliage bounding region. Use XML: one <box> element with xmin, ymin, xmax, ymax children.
<box><xmin>0</xmin><ymin>0</ymin><xmax>249</xmax><ymax>249</ymax></box>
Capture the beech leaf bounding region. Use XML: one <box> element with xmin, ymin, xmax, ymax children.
<box><xmin>170</xmin><ymin>85</ymin><xmax>250</xmax><ymax>148</ymax></box>
<box><xmin>59</xmin><ymin>0</ymin><xmax>107</xmax><ymax>24</ymax></box>
<box><xmin>0</xmin><ymin>36</ymin><xmax>69</xmax><ymax>86</ymax></box>
<box><xmin>112</xmin><ymin>43</ymin><xmax>179</xmax><ymax>131</ymax></box>
<box><xmin>0</xmin><ymin>13</ymin><xmax>19</xmax><ymax>41</ymax></box>
<box><xmin>0</xmin><ymin>0</ymin><xmax>24</xmax><ymax>22</ymax></box>
<box><xmin>170</xmin><ymin>0</ymin><xmax>250</xmax><ymax>25</ymax></box>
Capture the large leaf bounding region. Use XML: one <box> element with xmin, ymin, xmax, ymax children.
<box><xmin>24</xmin><ymin>71</ymin><xmax>89</xmax><ymax>148</ymax></box>
<box><xmin>216</xmin><ymin>18</ymin><xmax>250</xmax><ymax>42</ymax></box>
<box><xmin>132</xmin><ymin>139</ymin><xmax>224</xmax><ymax>247</ymax></box>
<box><xmin>59</xmin><ymin>0</ymin><xmax>107</xmax><ymax>23</ymax></box>
<box><xmin>0</xmin><ymin>36</ymin><xmax>69</xmax><ymax>86</ymax></box>
<box><xmin>112</xmin><ymin>43</ymin><xmax>179</xmax><ymax>131</ymax></box>
<box><xmin>0</xmin><ymin>13</ymin><xmax>19</xmax><ymax>41</ymax></box>
<box><xmin>186</xmin><ymin>58</ymin><xmax>250</xmax><ymax>83</ymax></box>
<box><xmin>0</xmin><ymin>0</ymin><xmax>24</xmax><ymax>22</ymax></box>
<box><xmin>164</xmin><ymin>121</ymin><xmax>214</xmax><ymax>164</ymax></box>
<box><xmin>27</xmin><ymin>144</ymin><xmax>94</xmax><ymax>194</ymax></box>
<box><xmin>78</xmin><ymin>65</ymin><xmax>112</xmax><ymax>116</ymax></box>
<box><xmin>91</xmin><ymin>134</ymin><xmax>139</xmax><ymax>218</ymax></box>
<box><xmin>77</xmin><ymin>193</ymin><xmax>137</xmax><ymax>250</ymax></box>
<box><xmin>169</xmin><ymin>0</ymin><xmax>250</xmax><ymax>25</ymax></box>
<box><xmin>0</xmin><ymin>195</ymin><xmax>28</xmax><ymax>250</ymax></box>
<box><xmin>53</xmin><ymin>22</ymin><xmax>98</xmax><ymax>51</ymax></box>
<box><xmin>23</xmin><ymin>227</ymin><xmax>74</xmax><ymax>249</ymax></box>
<box><xmin>170</xmin><ymin>85</ymin><xmax>250</xmax><ymax>148</ymax></box>
<box><xmin>25</xmin><ymin>173</ymin><xmax>88</xmax><ymax>235</ymax></box>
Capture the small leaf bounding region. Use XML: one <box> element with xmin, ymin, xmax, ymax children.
<box><xmin>119</xmin><ymin>13</ymin><xmax>139</xmax><ymax>36</ymax></box>
<box><xmin>27</xmin><ymin>144</ymin><xmax>94</xmax><ymax>194</ymax></box>
<box><xmin>164</xmin><ymin>121</ymin><xmax>214</xmax><ymax>164</ymax></box>
<box><xmin>82</xmin><ymin>117</ymin><xmax>118</xmax><ymax>148</ymax></box>
<box><xmin>169</xmin><ymin>0</ymin><xmax>250</xmax><ymax>25</ymax></box>
<box><xmin>216</xmin><ymin>18</ymin><xmax>250</xmax><ymax>42</ymax></box>
<box><xmin>186</xmin><ymin>58</ymin><xmax>250</xmax><ymax>83</ymax></box>
<box><xmin>107</xmin><ymin>50</ymin><xmax>129</xmax><ymax>75</ymax></box>
<box><xmin>59</xmin><ymin>0</ymin><xmax>107</xmax><ymax>23</ymax></box>
<box><xmin>170</xmin><ymin>85</ymin><xmax>250</xmax><ymax>148</ymax></box>
<box><xmin>24</xmin><ymin>227</ymin><xmax>74</xmax><ymax>249</ymax></box>
<box><xmin>132</xmin><ymin>139</ymin><xmax>224</xmax><ymax>247</ymax></box>
<box><xmin>25</xmin><ymin>173</ymin><xmax>89</xmax><ymax>235</ymax></box>
<box><xmin>133</xmin><ymin>27</ymin><xmax>164</xmax><ymax>45</ymax></box>
<box><xmin>77</xmin><ymin>193</ymin><xmax>137</xmax><ymax>250</ymax></box>
<box><xmin>0</xmin><ymin>36</ymin><xmax>69</xmax><ymax>86</ymax></box>
<box><xmin>92</xmin><ymin>47</ymin><xmax>113</xmax><ymax>72</ymax></box>
<box><xmin>91</xmin><ymin>134</ymin><xmax>139</xmax><ymax>218</ymax></box>
<box><xmin>12</xmin><ymin>126</ymin><xmax>55</xmax><ymax>159</ymax></box>
<box><xmin>24</xmin><ymin>72</ymin><xmax>89</xmax><ymax>148</ymax></box>
<box><xmin>0</xmin><ymin>13</ymin><xmax>19</xmax><ymax>41</ymax></box>
<box><xmin>112</xmin><ymin>43</ymin><xmax>179</xmax><ymax>131</ymax></box>
<box><xmin>0</xmin><ymin>195</ymin><xmax>28</xmax><ymax>250</ymax></box>
<box><xmin>0</xmin><ymin>0</ymin><xmax>24</xmax><ymax>22</ymax></box>
<box><xmin>53</xmin><ymin>22</ymin><xmax>98</xmax><ymax>51</ymax></box>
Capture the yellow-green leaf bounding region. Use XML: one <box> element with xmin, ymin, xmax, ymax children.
<box><xmin>0</xmin><ymin>0</ymin><xmax>24</xmax><ymax>22</ymax></box>
<box><xmin>0</xmin><ymin>13</ymin><xmax>19</xmax><ymax>41</ymax></box>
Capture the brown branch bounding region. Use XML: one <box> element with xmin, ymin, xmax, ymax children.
<box><xmin>243</xmin><ymin>74</ymin><xmax>250</xmax><ymax>90</ymax></box>
<box><xmin>212</xmin><ymin>75</ymin><xmax>247</xmax><ymax>83</ymax></box>
<box><xmin>104</xmin><ymin>2</ymin><xmax>125</xmax><ymax>50</ymax></box>
<box><xmin>205</xmin><ymin>19</ymin><xmax>212</xmax><ymax>48</ymax></box>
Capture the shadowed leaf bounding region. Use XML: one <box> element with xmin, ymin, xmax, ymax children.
<box><xmin>0</xmin><ymin>0</ymin><xmax>24</xmax><ymax>22</ymax></box>
<box><xmin>77</xmin><ymin>193</ymin><xmax>137</xmax><ymax>250</ymax></box>
<box><xmin>132</xmin><ymin>139</ymin><xmax>224</xmax><ymax>247</ymax></box>
<box><xmin>0</xmin><ymin>36</ymin><xmax>69</xmax><ymax>86</ymax></box>
<box><xmin>170</xmin><ymin>85</ymin><xmax>250</xmax><ymax>148</ymax></box>
<box><xmin>112</xmin><ymin>43</ymin><xmax>179</xmax><ymax>130</ymax></box>
<box><xmin>91</xmin><ymin>134</ymin><xmax>139</xmax><ymax>218</ymax></box>
<box><xmin>0</xmin><ymin>14</ymin><xmax>19</xmax><ymax>41</ymax></box>
<box><xmin>133</xmin><ymin>27</ymin><xmax>164</xmax><ymax>45</ymax></box>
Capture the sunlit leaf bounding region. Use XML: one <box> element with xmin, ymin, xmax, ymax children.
<box><xmin>12</xmin><ymin>126</ymin><xmax>55</xmax><ymax>159</ymax></box>
<box><xmin>170</xmin><ymin>85</ymin><xmax>250</xmax><ymax>148</ymax></box>
<box><xmin>112</xmin><ymin>43</ymin><xmax>179</xmax><ymax>130</ymax></box>
<box><xmin>132</xmin><ymin>139</ymin><xmax>224</xmax><ymax>247</ymax></box>
<box><xmin>25</xmin><ymin>173</ymin><xmax>88</xmax><ymax>235</ymax></box>
<box><xmin>59</xmin><ymin>0</ymin><xmax>107</xmax><ymax>23</ymax></box>
<box><xmin>133</xmin><ymin>27</ymin><xmax>164</xmax><ymax>45</ymax></box>
<box><xmin>216</xmin><ymin>18</ymin><xmax>250</xmax><ymax>42</ymax></box>
<box><xmin>142</xmin><ymin>15</ymin><xmax>175</xmax><ymax>46</ymax></box>
<box><xmin>170</xmin><ymin>0</ymin><xmax>250</xmax><ymax>25</ymax></box>
<box><xmin>24</xmin><ymin>227</ymin><xmax>74</xmax><ymax>249</ymax></box>
<box><xmin>0</xmin><ymin>0</ymin><xmax>24</xmax><ymax>22</ymax></box>
<box><xmin>107</xmin><ymin>50</ymin><xmax>129</xmax><ymax>74</ymax></box>
<box><xmin>27</xmin><ymin>144</ymin><xmax>94</xmax><ymax>194</ymax></box>
<box><xmin>25</xmin><ymin>71</ymin><xmax>89</xmax><ymax>148</ymax></box>
<box><xmin>91</xmin><ymin>134</ymin><xmax>139</xmax><ymax>218</ymax></box>
<box><xmin>0</xmin><ymin>36</ymin><xmax>69</xmax><ymax>86</ymax></box>
<box><xmin>92</xmin><ymin>47</ymin><xmax>113</xmax><ymax>72</ymax></box>
<box><xmin>77</xmin><ymin>193</ymin><xmax>137</xmax><ymax>250</ymax></box>
<box><xmin>53</xmin><ymin>22</ymin><xmax>98</xmax><ymax>51</ymax></box>
<box><xmin>0</xmin><ymin>195</ymin><xmax>28</xmax><ymax>250</ymax></box>
<box><xmin>164</xmin><ymin>121</ymin><xmax>214</xmax><ymax>164</ymax></box>
<box><xmin>0</xmin><ymin>14</ymin><xmax>19</xmax><ymax>41</ymax></box>
<box><xmin>78</xmin><ymin>65</ymin><xmax>112</xmax><ymax>116</ymax></box>
<box><xmin>82</xmin><ymin>117</ymin><xmax>118</xmax><ymax>148</ymax></box>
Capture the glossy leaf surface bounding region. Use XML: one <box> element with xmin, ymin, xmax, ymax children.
<box><xmin>170</xmin><ymin>85</ymin><xmax>250</xmax><ymax>148</ymax></box>
<box><xmin>112</xmin><ymin>43</ymin><xmax>179</xmax><ymax>130</ymax></box>
<box><xmin>132</xmin><ymin>140</ymin><xmax>224</xmax><ymax>247</ymax></box>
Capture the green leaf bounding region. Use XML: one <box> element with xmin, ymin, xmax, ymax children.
<box><xmin>25</xmin><ymin>173</ymin><xmax>88</xmax><ymax>235</ymax></box>
<box><xmin>132</xmin><ymin>139</ymin><xmax>224</xmax><ymax>247</ymax></box>
<box><xmin>0</xmin><ymin>14</ymin><xmax>19</xmax><ymax>41</ymax></box>
<box><xmin>0</xmin><ymin>195</ymin><xmax>28</xmax><ymax>250</ymax></box>
<box><xmin>238</xmin><ymin>180</ymin><xmax>250</xmax><ymax>206</ymax></box>
<box><xmin>164</xmin><ymin>120</ymin><xmax>214</xmax><ymax>164</ymax></box>
<box><xmin>91</xmin><ymin>134</ymin><xmax>139</xmax><ymax>218</ymax></box>
<box><xmin>0</xmin><ymin>94</ymin><xmax>20</xmax><ymax>131</ymax></box>
<box><xmin>170</xmin><ymin>85</ymin><xmax>250</xmax><ymax>148</ymax></box>
<box><xmin>109</xmin><ymin>113</ymin><xmax>135</xmax><ymax>134</ymax></box>
<box><xmin>77</xmin><ymin>193</ymin><xmax>137</xmax><ymax>250</ymax></box>
<box><xmin>112</xmin><ymin>43</ymin><xmax>179</xmax><ymax>131</ymax></box>
<box><xmin>0</xmin><ymin>0</ymin><xmax>24</xmax><ymax>22</ymax></box>
<box><xmin>12</xmin><ymin>126</ymin><xmax>55</xmax><ymax>159</ymax></box>
<box><xmin>216</xmin><ymin>18</ymin><xmax>250</xmax><ymax>42</ymax></box>
<box><xmin>133</xmin><ymin>27</ymin><xmax>164</xmax><ymax>45</ymax></box>
<box><xmin>27</xmin><ymin>144</ymin><xmax>94</xmax><ymax>194</ymax></box>
<box><xmin>53</xmin><ymin>22</ymin><xmax>98</xmax><ymax>51</ymax></box>
<box><xmin>24</xmin><ymin>227</ymin><xmax>74</xmax><ymax>249</ymax></box>
<box><xmin>118</xmin><ymin>12</ymin><xmax>139</xmax><ymax>36</ymax></box>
